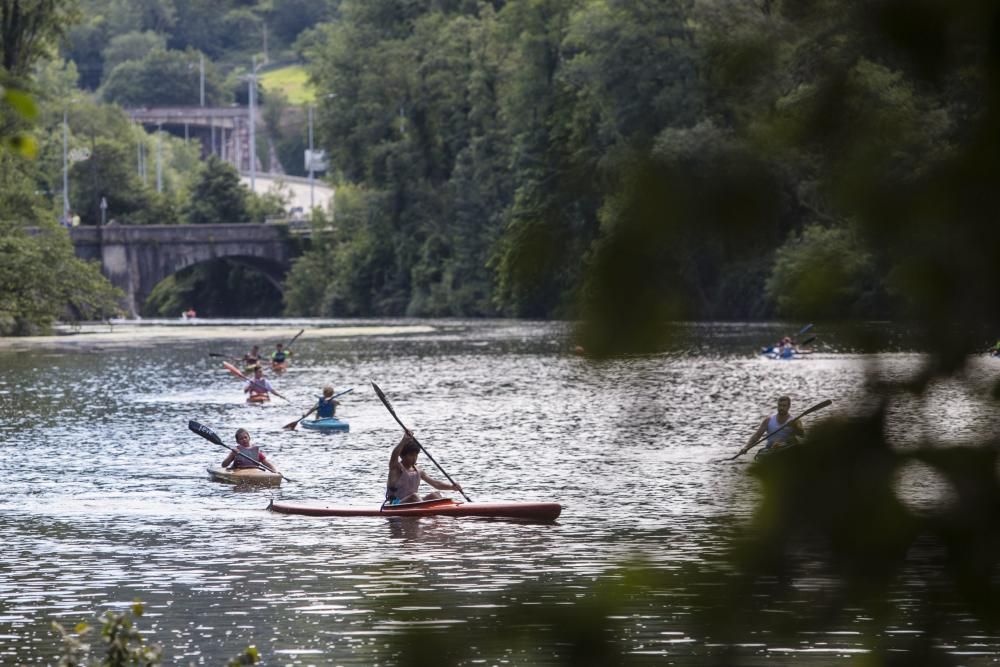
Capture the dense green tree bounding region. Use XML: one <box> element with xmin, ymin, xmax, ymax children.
<box><xmin>183</xmin><ymin>154</ymin><xmax>250</xmax><ymax>223</ymax></box>
<box><xmin>100</xmin><ymin>46</ymin><xmax>226</xmax><ymax>106</ymax></box>
<box><xmin>0</xmin><ymin>0</ymin><xmax>79</xmax><ymax>77</ymax></box>
<box><xmin>63</xmin><ymin>16</ymin><xmax>107</xmax><ymax>89</ymax></box>
<box><xmin>0</xmin><ymin>152</ymin><xmax>122</xmax><ymax>334</ymax></box>
<box><xmin>101</xmin><ymin>30</ymin><xmax>166</xmax><ymax>76</ymax></box>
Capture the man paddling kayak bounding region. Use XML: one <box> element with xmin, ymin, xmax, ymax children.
<box><xmin>739</xmin><ymin>395</ymin><xmax>805</xmax><ymax>457</ymax></box>
<box><xmin>387</xmin><ymin>432</ymin><xmax>462</xmax><ymax>504</ymax></box>
<box><xmin>222</xmin><ymin>428</ymin><xmax>278</xmax><ymax>473</ymax></box>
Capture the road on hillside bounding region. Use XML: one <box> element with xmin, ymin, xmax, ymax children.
<box><xmin>240</xmin><ymin>173</ymin><xmax>334</xmax><ymax>214</ymax></box>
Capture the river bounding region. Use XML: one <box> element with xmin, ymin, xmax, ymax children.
<box><xmin>1</xmin><ymin>319</ymin><xmax>998</xmax><ymax>665</ymax></box>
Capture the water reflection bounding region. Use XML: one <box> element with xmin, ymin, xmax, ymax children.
<box><xmin>1</xmin><ymin>320</ymin><xmax>999</xmax><ymax>663</ymax></box>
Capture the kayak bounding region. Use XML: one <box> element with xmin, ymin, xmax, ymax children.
<box><xmin>749</xmin><ymin>443</ymin><xmax>800</xmax><ymax>469</ymax></box>
<box><xmin>271</xmin><ymin>361</ymin><xmax>288</xmax><ymax>373</ymax></box>
<box><xmin>207</xmin><ymin>466</ymin><xmax>282</xmax><ymax>487</ymax></box>
<box><xmin>246</xmin><ymin>393</ymin><xmax>270</xmax><ymax>404</ymax></box>
<box><xmin>267</xmin><ymin>497</ymin><xmax>562</xmax><ymax>522</ymax></box>
<box><xmin>762</xmin><ymin>351</ymin><xmax>809</xmax><ymax>360</ymax></box>
<box><xmin>300</xmin><ymin>417</ymin><xmax>350</xmax><ymax>433</ymax></box>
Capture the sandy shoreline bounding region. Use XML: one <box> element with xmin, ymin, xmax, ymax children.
<box><xmin>0</xmin><ymin>321</ymin><xmax>436</xmax><ymax>349</ymax></box>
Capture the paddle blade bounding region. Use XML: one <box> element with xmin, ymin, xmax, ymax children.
<box><xmin>797</xmin><ymin>323</ymin><xmax>814</xmax><ymax>336</ymax></box>
<box><xmin>371</xmin><ymin>381</ymin><xmax>391</xmax><ymax>410</ymax></box>
<box><xmin>189</xmin><ymin>420</ymin><xmax>224</xmax><ymax>446</ymax></box>
<box><xmin>282</xmin><ymin>421</ymin><xmax>299</xmax><ymax>431</ymax></box>
<box><xmin>222</xmin><ymin>361</ymin><xmax>246</xmax><ymax>380</ymax></box>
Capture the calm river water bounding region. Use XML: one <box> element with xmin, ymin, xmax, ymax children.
<box><xmin>1</xmin><ymin>320</ymin><xmax>998</xmax><ymax>665</ymax></box>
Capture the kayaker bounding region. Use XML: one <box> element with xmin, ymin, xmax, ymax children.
<box><xmin>244</xmin><ymin>366</ymin><xmax>275</xmax><ymax>402</ymax></box>
<box><xmin>386</xmin><ymin>432</ymin><xmax>462</xmax><ymax>504</ymax></box>
<box><xmin>271</xmin><ymin>343</ymin><xmax>292</xmax><ymax>367</ymax></box>
<box><xmin>739</xmin><ymin>395</ymin><xmax>805</xmax><ymax>456</ymax></box>
<box><xmin>222</xmin><ymin>428</ymin><xmax>278</xmax><ymax>472</ymax></box>
<box><xmin>315</xmin><ymin>385</ymin><xmax>339</xmax><ymax>419</ymax></box>
<box><xmin>243</xmin><ymin>345</ymin><xmax>261</xmax><ymax>369</ymax></box>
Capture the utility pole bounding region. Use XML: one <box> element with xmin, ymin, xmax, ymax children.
<box><xmin>200</xmin><ymin>53</ymin><xmax>205</xmax><ymax>107</ymax></box>
<box><xmin>308</xmin><ymin>105</ymin><xmax>314</xmax><ymax>210</ymax></box>
<box><xmin>156</xmin><ymin>125</ymin><xmax>163</xmax><ymax>193</ymax></box>
<box><xmin>249</xmin><ymin>55</ymin><xmax>257</xmax><ymax>194</ymax></box>
<box><xmin>62</xmin><ymin>111</ymin><xmax>69</xmax><ymax>222</ymax></box>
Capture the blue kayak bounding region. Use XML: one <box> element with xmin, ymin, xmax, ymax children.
<box><xmin>301</xmin><ymin>417</ymin><xmax>350</xmax><ymax>433</ymax></box>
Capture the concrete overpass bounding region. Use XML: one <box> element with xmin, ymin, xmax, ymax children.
<box><xmin>128</xmin><ymin>106</ymin><xmax>269</xmax><ymax>172</ymax></box>
<box><xmin>70</xmin><ymin>223</ymin><xmax>299</xmax><ymax>316</ymax></box>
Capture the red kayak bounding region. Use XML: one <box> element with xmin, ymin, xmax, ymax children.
<box><xmin>267</xmin><ymin>497</ymin><xmax>562</xmax><ymax>522</ymax></box>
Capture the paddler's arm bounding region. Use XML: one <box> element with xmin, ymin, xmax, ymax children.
<box><xmin>790</xmin><ymin>417</ymin><xmax>805</xmax><ymax>439</ymax></box>
<box><xmin>222</xmin><ymin>450</ymin><xmax>236</xmax><ymax>467</ymax></box>
<box><xmin>740</xmin><ymin>417</ymin><xmax>769</xmax><ymax>454</ymax></box>
<box><xmin>258</xmin><ymin>452</ymin><xmax>277</xmax><ymax>473</ymax></box>
<box><xmin>420</xmin><ymin>469</ymin><xmax>461</xmax><ymax>492</ymax></box>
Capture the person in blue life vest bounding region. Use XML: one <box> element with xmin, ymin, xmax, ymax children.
<box><xmin>386</xmin><ymin>432</ymin><xmax>462</xmax><ymax>505</ymax></box>
<box><xmin>739</xmin><ymin>395</ymin><xmax>805</xmax><ymax>456</ymax></box>
<box><xmin>221</xmin><ymin>428</ymin><xmax>277</xmax><ymax>472</ymax></box>
<box><xmin>315</xmin><ymin>385</ymin><xmax>339</xmax><ymax>419</ymax></box>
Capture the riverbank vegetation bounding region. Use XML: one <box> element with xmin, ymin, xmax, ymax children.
<box><xmin>6</xmin><ymin>0</ymin><xmax>988</xmax><ymax>326</ymax></box>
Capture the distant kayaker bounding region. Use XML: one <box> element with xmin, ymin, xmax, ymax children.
<box><xmin>739</xmin><ymin>395</ymin><xmax>805</xmax><ymax>456</ymax></box>
<box><xmin>271</xmin><ymin>343</ymin><xmax>292</xmax><ymax>367</ymax></box>
<box><xmin>244</xmin><ymin>366</ymin><xmax>275</xmax><ymax>402</ymax></box>
<box><xmin>386</xmin><ymin>432</ymin><xmax>462</xmax><ymax>504</ymax></box>
<box><xmin>222</xmin><ymin>428</ymin><xmax>277</xmax><ymax>472</ymax></box>
<box><xmin>243</xmin><ymin>345</ymin><xmax>260</xmax><ymax>369</ymax></box>
<box><xmin>315</xmin><ymin>385</ymin><xmax>339</xmax><ymax>419</ymax></box>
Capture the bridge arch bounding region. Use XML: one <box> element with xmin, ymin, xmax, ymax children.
<box><xmin>70</xmin><ymin>224</ymin><xmax>299</xmax><ymax>316</ymax></box>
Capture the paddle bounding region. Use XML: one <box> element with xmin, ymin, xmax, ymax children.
<box><xmin>283</xmin><ymin>387</ymin><xmax>355</xmax><ymax>430</ymax></box>
<box><xmin>281</xmin><ymin>328</ymin><xmax>304</xmax><ymax>351</ymax></box>
<box><xmin>726</xmin><ymin>399</ymin><xmax>833</xmax><ymax>461</ymax></box>
<box><xmin>371</xmin><ymin>380</ymin><xmax>472</xmax><ymax>502</ymax></box>
<box><xmin>188</xmin><ymin>420</ymin><xmax>295</xmax><ymax>482</ymax></box>
<box><xmin>223</xmin><ymin>361</ymin><xmax>289</xmax><ymax>402</ymax></box>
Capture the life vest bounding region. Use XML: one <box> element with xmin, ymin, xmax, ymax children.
<box><xmin>316</xmin><ymin>397</ymin><xmax>335</xmax><ymax>419</ymax></box>
<box><xmin>232</xmin><ymin>445</ymin><xmax>262</xmax><ymax>469</ymax></box>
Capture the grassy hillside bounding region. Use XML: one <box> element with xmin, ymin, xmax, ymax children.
<box><xmin>260</xmin><ymin>64</ymin><xmax>314</xmax><ymax>105</ymax></box>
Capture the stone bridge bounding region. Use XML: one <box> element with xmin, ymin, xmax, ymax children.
<box><xmin>70</xmin><ymin>223</ymin><xmax>299</xmax><ymax>316</ymax></box>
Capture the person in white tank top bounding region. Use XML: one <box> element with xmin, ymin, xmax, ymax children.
<box><xmin>386</xmin><ymin>432</ymin><xmax>463</xmax><ymax>504</ymax></box>
<box><xmin>739</xmin><ymin>395</ymin><xmax>805</xmax><ymax>456</ymax></box>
